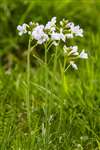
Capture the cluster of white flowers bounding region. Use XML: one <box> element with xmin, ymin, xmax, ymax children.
<box><xmin>17</xmin><ymin>23</ymin><xmax>27</xmax><ymax>36</ymax></box>
<box><xmin>67</xmin><ymin>22</ymin><xmax>83</xmax><ymax>37</ymax></box>
<box><xmin>32</xmin><ymin>25</ymin><xmax>49</xmax><ymax>44</ymax></box>
<box><xmin>51</xmin><ymin>31</ymin><xmax>65</xmax><ymax>42</ymax></box>
<box><xmin>63</xmin><ymin>45</ymin><xmax>88</xmax><ymax>70</ymax></box>
<box><xmin>45</xmin><ymin>17</ymin><xmax>56</xmax><ymax>32</ymax></box>
<box><xmin>17</xmin><ymin>17</ymin><xmax>88</xmax><ymax>70</ymax></box>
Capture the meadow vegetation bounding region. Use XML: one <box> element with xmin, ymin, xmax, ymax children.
<box><xmin>0</xmin><ymin>0</ymin><xmax>100</xmax><ymax>149</ymax></box>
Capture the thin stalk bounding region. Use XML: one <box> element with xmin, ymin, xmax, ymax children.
<box><xmin>44</xmin><ymin>43</ymin><xmax>48</xmax><ymax>149</ymax></box>
<box><xmin>26</xmin><ymin>38</ymin><xmax>31</xmax><ymax>131</ymax></box>
<box><xmin>58</xmin><ymin>56</ymin><xmax>67</xmax><ymax>131</ymax></box>
<box><xmin>53</xmin><ymin>46</ymin><xmax>58</xmax><ymax>76</ymax></box>
<box><xmin>64</xmin><ymin>64</ymin><xmax>71</xmax><ymax>72</ymax></box>
<box><xmin>30</xmin><ymin>43</ymin><xmax>38</xmax><ymax>53</ymax></box>
<box><xmin>53</xmin><ymin>42</ymin><xmax>60</xmax><ymax>81</ymax></box>
<box><xmin>51</xmin><ymin>45</ymin><xmax>58</xmax><ymax>106</ymax></box>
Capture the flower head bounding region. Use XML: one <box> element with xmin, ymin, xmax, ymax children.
<box><xmin>70</xmin><ymin>61</ymin><xmax>78</xmax><ymax>70</ymax></box>
<box><xmin>69</xmin><ymin>46</ymin><xmax>79</xmax><ymax>55</ymax></box>
<box><xmin>45</xmin><ymin>17</ymin><xmax>56</xmax><ymax>32</ymax></box>
<box><xmin>67</xmin><ymin>22</ymin><xmax>74</xmax><ymax>28</ymax></box>
<box><xmin>60</xmin><ymin>28</ymin><xmax>66</xmax><ymax>42</ymax></box>
<box><xmin>51</xmin><ymin>31</ymin><xmax>65</xmax><ymax>42</ymax></box>
<box><xmin>67</xmin><ymin>22</ymin><xmax>83</xmax><ymax>37</ymax></box>
<box><xmin>79</xmin><ymin>50</ymin><xmax>88</xmax><ymax>59</ymax></box>
<box><xmin>51</xmin><ymin>32</ymin><xmax>61</xmax><ymax>41</ymax></box>
<box><xmin>17</xmin><ymin>23</ymin><xmax>27</xmax><ymax>36</ymax></box>
<box><xmin>72</xmin><ymin>25</ymin><xmax>83</xmax><ymax>37</ymax></box>
<box><xmin>32</xmin><ymin>25</ymin><xmax>49</xmax><ymax>44</ymax></box>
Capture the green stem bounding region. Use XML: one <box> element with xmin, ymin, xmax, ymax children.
<box><xmin>30</xmin><ymin>43</ymin><xmax>38</xmax><ymax>53</ymax></box>
<box><xmin>64</xmin><ymin>64</ymin><xmax>71</xmax><ymax>73</ymax></box>
<box><xmin>26</xmin><ymin>38</ymin><xmax>31</xmax><ymax>131</ymax></box>
<box><xmin>53</xmin><ymin>46</ymin><xmax>58</xmax><ymax>75</ymax></box>
<box><xmin>44</xmin><ymin>43</ymin><xmax>48</xmax><ymax>149</ymax></box>
<box><xmin>58</xmin><ymin>56</ymin><xmax>68</xmax><ymax>131</ymax></box>
<box><xmin>53</xmin><ymin>41</ymin><xmax>60</xmax><ymax>78</ymax></box>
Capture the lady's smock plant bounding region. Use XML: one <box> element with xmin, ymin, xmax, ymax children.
<box><xmin>17</xmin><ymin>17</ymin><xmax>88</xmax><ymax>132</ymax></box>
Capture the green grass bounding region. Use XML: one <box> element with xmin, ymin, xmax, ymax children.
<box><xmin>0</xmin><ymin>0</ymin><xmax>100</xmax><ymax>150</ymax></box>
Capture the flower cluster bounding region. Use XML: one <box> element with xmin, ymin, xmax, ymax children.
<box><xmin>17</xmin><ymin>23</ymin><xmax>28</xmax><ymax>36</ymax></box>
<box><xmin>63</xmin><ymin>45</ymin><xmax>88</xmax><ymax>70</ymax></box>
<box><xmin>17</xmin><ymin>17</ymin><xmax>88</xmax><ymax>70</ymax></box>
<box><xmin>32</xmin><ymin>25</ymin><xmax>49</xmax><ymax>44</ymax></box>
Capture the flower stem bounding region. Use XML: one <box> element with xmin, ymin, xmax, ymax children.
<box><xmin>64</xmin><ymin>64</ymin><xmax>71</xmax><ymax>72</ymax></box>
<box><xmin>26</xmin><ymin>38</ymin><xmax>31</xmax><ymax>131</ymax></box>
<box><xmin>44</xmin><ymin>43</ymin><xmax>48</xmax><ymax>149</ymax></box>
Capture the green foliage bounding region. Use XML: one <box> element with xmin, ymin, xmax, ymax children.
<box><xmin>0</xmin><ymin>0</ymin><xmax>100</xmax><ymax>149</ymax></box>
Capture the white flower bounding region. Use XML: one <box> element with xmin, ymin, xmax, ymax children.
<box><xmin>17</xmin><ymin>23</ymin><xmax>27</xmax><ymax>36</ymax></box>
<box><xmin>32</xmin><ymin>25</ymin><xmax>49</xmax><ymax>44</ymax></box>
<box><xmin>51</xmin><ymin>30</ymin><xmax>65</xmax><ymax>42</ymax></box>
<box><xmin>70</xmin><ymin>61</ymin><xmax>78</xmax><ymax>70</ymax></box>
<box><xmin>51</xmin><ymin>32</ymin><xmax>61</xmax><ymax>41</ymax></box>
<box><xmin>63</xmin><ymin>45</ymin><xmax>79</xmax><ymax>56</ymax></box>
<box><xmin>67</xmin><ymin>22</ymin><xmax>74</xmax><ymax>28</ymax></box>
<box><xmin>51</xmin><ymin>17</ymin><xmax>56</xmax><ymax>24</ymax></box>
<box><xmin>29</xmin><ymin>21</ymin><xmax>33</xmax><ymax>26</ymax></box>
<box><xmin>69</xmin><ymin>46</ymin><xmax>79</xmax><ymax>56</ymax></box>
<box><xmin>79</xmin><ymin>50</ymin><xmax>88</xmax><ymax>59</ymax></box>
<box><xmin>60</xmin><ymin>28</ymin><xmax>66</xmax><ymax>42</ymax></box>
<box><xmin>66</xmin><ymin>33</ymin><xmax>73</xmax><ymax>39</ymax></box>
<box><xmin>60</xmin><ymin>33</ymin><xmax>65</xmax><ymax>42</ymax></box>
<box><xmin>70</xmin><ymin>46</ymin><xmax>78</xmax><ymax>52</ymax></box>
<box><xmin>67</xmin><ymin>22</ymin><xmax>83</xmax><ymax>37</ymax></box>
<box><xmin>37</xmin><ymin>33</ymin><xmax>49</xmax><ymax>44</ymax></box>
<box><xmin>72</xmin><ymin>25</ymin><xmax>83</xmax><ymax>37</ymax></box>
<box><xmin>45</xmin><ymin>17</ymin><xmax>56</xmax><ymax>32</ymax></box>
